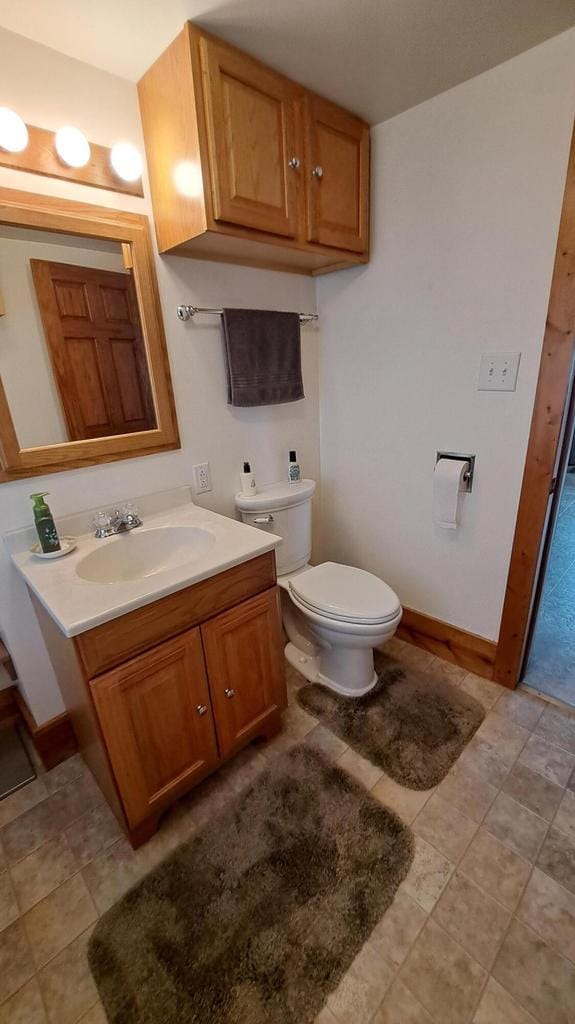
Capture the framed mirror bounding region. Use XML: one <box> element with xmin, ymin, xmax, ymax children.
<box><xmin>0</xmin><ymin>187</ymin><xmax>179</xmax><ymax>481</ymax></box>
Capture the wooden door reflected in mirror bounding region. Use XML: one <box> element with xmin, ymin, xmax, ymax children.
<box><xmin>0</xmin><ymin>188</ymin><xmax>179</xmax><ymax>481</ymax></box>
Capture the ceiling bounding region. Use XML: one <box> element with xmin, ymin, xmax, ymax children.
<box><xmin>0</xmin><ymin>0</ymin><xmax>574</xmax><ymax>124</ymax></box>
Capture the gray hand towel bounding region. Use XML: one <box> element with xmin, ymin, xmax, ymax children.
<box><xmin>222</xmin><ymin>308</ymin><xmax>304</xmax><ymax>407</ymax></box>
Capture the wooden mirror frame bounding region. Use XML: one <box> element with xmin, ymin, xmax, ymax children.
<box><xmin>0</xmin><ymin>187</ymin><xmax>180</xmax><ymax>481</ymax></box>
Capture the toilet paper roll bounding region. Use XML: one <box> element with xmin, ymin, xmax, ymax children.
<box><xmin>433</xmin><ymin>458</ymin><xmax>469</xmax><ymax>529</ymax></box>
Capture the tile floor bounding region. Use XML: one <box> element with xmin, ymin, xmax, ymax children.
<box><xmin>525</xmin><ymin>472</ymin><xmax>575</xmax><ymax>706</ymax></box>
<box><xmin>1</xmin><ymin>638</ymin><xmax>575</xmax><ymax>1023</ymax></box>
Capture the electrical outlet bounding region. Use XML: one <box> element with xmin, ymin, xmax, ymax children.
<box><xmin>192</xmin><ymin>462</ymin><xmax>212</xmax><ymax>494</ymax></box>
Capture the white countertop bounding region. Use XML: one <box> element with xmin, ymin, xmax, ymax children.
<box><xmin>9</xmin><ymin>500</ymin><xmax>282</xmax><ymax>638</ymax></box>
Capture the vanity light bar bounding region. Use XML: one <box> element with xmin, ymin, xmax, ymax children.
<box><xmin>176</xmin><ymin>305</ymin><xmax>319</xmax><ymax>324</ymax></box>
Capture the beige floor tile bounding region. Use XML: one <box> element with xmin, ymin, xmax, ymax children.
<box><xmin>433</xmin><ymin>871</ymin><xmax>511</xmax><ymax>968</ymax></box>
<box><xmin>554</xmin><ymin>788</ymin><xmax>575</xmax><ymax>843</ymax></box>
<box><xmin>495</xmin><ymin>690</ymin><xmax>544</xmax><ymax>731</ymax></box>
<box><xmin>518</xmin><ymin>734</ymin><xmax>575</xmax><ymax>787</ymax></box>
<box><xmin>437</xmin><ymin>763</ymin><xmax>498</xmax><ymax>824</ymax></box>
<box><xmin>23</xmin><ymin>874</ymin><xmax>97</xmax><ymax>969</ymax></box>
<box><xmin>82</xmin><ymin>838</ymin><xmax>147</xmax><ymax>915</ymax></box>
<box><xmin>305</xmin><ymin>724</ymin><xmax>348</xmax><ymax>760</ymax></box>
<box><xmin>78</xmin><ymin>1005</ymin><xmax>107</xmax><ymax>1024</ymax></box>
<box><xmin>537</xmin><ymin>825</ymin><xmax>575</xmax><ymax>895</ymax></box>
<box><xmin>459</xmin><ymin>673</ymin><xmax>502</xmax><ymax>711</ymax></box>
<box><xmin>425</xmin><ymin>658</ymin><xmax>467</xmax><ymax>687</ymax></box>
<box><xmin>0</xmin><ymin>780</ymin><xmax>48</xmax><ymax>830</ymax></box>
<box><xmin>10</xmin><ymin>836</ymin><xmax>77</xmax><ymax>914</ymax></box>
<box><xmin>400</xmin><ymin>919</ymin><xmax>486</xmax><ymax>1024</ymax></box>
<box><xmin>493</xmin><ymin>918</ymin><xmax>575</xmax><ymax>1024</ymax></box>
<box><xmin>400</xmin><ymin>836</ymin><xmax>453</xmax><ymax>913</ymax></box>
<box><xmin>381</xmin><ymin>637</ymin><xmax>407</xmax><ymax>659</ymax></box>
<box><xmin>282</xmin><ymin>703</ymin><xmax>317</xmax><ymax>740</ymax></box>
<box><xmin>337</xmin><ymin>748</ymin><xmax>383</xmax><ymax>790</ymax></box>
<box><xmin>534</xmin><ymin>704</ymin><xmax>575</xmax><ymax>756</ymax></box>
<box><xmin>413</xmin><ymin>793</ymin><xmax>477</xmax><ymax>862</ymax></box>
<box><xmin>0</xmin><ymin>921</ymin><xmax>35</xmax><ymax>1004</ymax></box>
<box><xmin>0</xmin><ymin>977</ymin><xmax>47</xmax><ymax>1024</ymax></box>
<box><xmin>64</xmin><ymin>804</ymin><xmax>121</xmax><ymax>869</ymax></box>
<box><xmin>484</xmin><ymin>792</ymin><xmax>548</xmax><ymax>862</ymax></box>
<box><xmin>459</xmin><ymin>828</ymin><xmax>531</xmax><ymax>909</ymax></box>
<box><xmin>371</xmin><ymin>776</ymin><xmax>432</xmax><ymax>824</ymax></box>
<box><xmin>38</xmin><ymin>925</ymin><xmax>98</xmax><ymax>1024</ymax></box>
<box><xmin>476</xmin><ymin>713</ymin><xmax>529</xmax><ymax>766</ymax></box>
<box><xmin>44</xmin><ymin>754</ymin><xmax>87</xmax><ymax>796</ymax></box>
<box><xmin>315</xmin><ymin>1008</ymin><xmax>339</xmax><ymax>1024</ymax></box>
<box><xmin>455</xmin><ymin>735</ymin><xmax>509</xmax><ymax>788</ymax></box>
<box><xmin>0</xmin><ymin>872</ymin><xmax>19</xmax><ymax>931</ymax></box>
<box><xmin>472</xmin><ymin>977</ymin><xmax>538</xmax><ymax>1024</ymax></box>
<box><xmin>396</xmin><ymin>645</ymin><xmax>434</xmax><ymax>670</ymax></box>
<box><xmin>0</xmin><ymin>799</ymin><xmax>59</xmax><ymax>865</ymax></box>
<box><xmin>369</xmin><ymin>889</ymin><xmax>427</xmax><ymax>968</ymax></box>
<box><xmin>221</xmin><ymin>747</ymin><xmax>268</xmax><ymax>794</ymax></box>
<box><xmin>517</xmin><ymin>867</ymin><xmax>575</xmax><ymax>964</ymax></box>
<box><xmin>372</xmin><ymin>978</ymin><xmax>433</xmax><ymax>1023</ymax></box>
<box><xmin>502</xmin><ymin>762</ymin><xmax>563</xmax><ymax>822</ymax></box>
<box><xmin>327</xmin><ymin>941</ymin><xmax>394</xmax><ymax>1024</ymax></box>
<box><xmin>49</xmin><ymin>775</ymin><xmax>104</xmax><ymax>833</ymax></box>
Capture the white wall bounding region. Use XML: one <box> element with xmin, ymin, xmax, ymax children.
<box><xmin>317</xmin><ymin>29</ymin><xmax>575</xmax><ymax>642</ymax></box>
<box><xmin>0</xmin><ymin>28</ymin><xmax>320</xmax><ymax>723</ymax></box>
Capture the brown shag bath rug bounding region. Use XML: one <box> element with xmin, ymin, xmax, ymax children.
<box><xmin>88</xmin><ymin>744</ymin><xmax>414</xmax><ymax>1024</ymax></box>
<box><xmin>297</xmin><ymin>653</ymin><xmax>485</xmax><ymax>789</ymax></box>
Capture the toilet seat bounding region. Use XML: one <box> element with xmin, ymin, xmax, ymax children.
<box><xmin>288</xmin><ymin>561</ymin><xmax>401</xmax><ymax>625</ymax></box>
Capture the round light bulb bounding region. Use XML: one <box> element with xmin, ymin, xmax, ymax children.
<box><xmin>111</xmin><ymin>142</ymin><xmax>143</xmax><ymax>183</ymax></box>
<box><xmin>0</xmin><ymin>107</ymin><xmax>28</xmax><ymax>153</ymax></box>
<box><xmin>55</xmin><ymin>126</ymin><xmax>90</xmax><ymax>168</ymax></box>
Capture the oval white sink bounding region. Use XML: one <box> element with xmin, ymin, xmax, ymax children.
<box><xmin>76</xmin><ymin>526</ymin><xmax>216</xmax><ymax>583</ymax></box>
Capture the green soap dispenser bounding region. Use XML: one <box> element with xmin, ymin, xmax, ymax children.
<box><xmin>30</xmin><ymin>493</ymin><xmax>61</xmax><ymax>553</ymax></box>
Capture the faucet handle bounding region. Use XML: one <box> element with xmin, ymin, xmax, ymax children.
<box><xmin>93</xmin><ymin>511</ymin><xmax>113</xmax><ymax>538</ymax></box>
<box><xmin>121</xmin><ymin>502</ymin><xmax>142</xmax><ymax>528</ymax></box>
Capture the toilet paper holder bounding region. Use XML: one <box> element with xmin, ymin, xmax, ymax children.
<box><xmin>435</xmin><ymin>452</ymin><xmax>476</xmax><ymax>493</ymax></box>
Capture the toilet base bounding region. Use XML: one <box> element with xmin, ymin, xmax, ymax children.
<box><xmin>285</xmin><ymin>641</ymin><xmax>378</xmax><ymax>697</ymax></box>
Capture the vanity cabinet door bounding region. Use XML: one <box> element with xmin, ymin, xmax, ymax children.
<box><xmin>201</xmin><ymin>587</ymin><xmax>286</xmax><ymax>758</ymax></box>
<box><xmin>91</xmin><ymin>627</ymin><xmax>219</xmax><ymax>827</ymax></box>
<box><xmin>304</xmin><ymin>94</ymin><xmax>369</xmax><ymax>253</ymax></box>
<box><xmin>199</xmin><ymin>35</ymin><xmax>300</xmax><ymax>238</ymax></box>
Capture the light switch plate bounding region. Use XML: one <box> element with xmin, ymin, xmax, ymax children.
<box><xmin>478</xmin><ymin>351</ymin><xmax>521</xmax><ymax>391</ymax></box>
<box><xmin>192</xmin><ymin>462</ymin><xmax>212</xmax><ymax>493</ymax></box>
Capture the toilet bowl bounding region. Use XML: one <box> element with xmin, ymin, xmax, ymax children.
<box><xmin>235</xmin><ymin>480</ymin><xmax>402</xmax><ymax>697</ymax></box>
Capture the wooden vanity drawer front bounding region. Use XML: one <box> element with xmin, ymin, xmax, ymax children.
<box><xmin>90</xmin><ymin>627</ymin><xmax>219</xmax><ymax>826</ymax></box>
<box><xmin>76</xmin><ymin>551</ymin><xmax>276</xmax><ymax>677</ymax></box>
<box><xmin>201</xmin><ymin>587</ymin><xmax>286</xmax><ymax>759</ymax></box>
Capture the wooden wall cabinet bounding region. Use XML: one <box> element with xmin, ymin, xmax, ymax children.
<box><xmin>138</xmin><ymin>24</ymin><xmax>370</xmax><ymax>275</ymax></box>
<box><xmin>32</xmin><ymin>552</ymin><xmax>286</xmax><ymax>847</ymax></box>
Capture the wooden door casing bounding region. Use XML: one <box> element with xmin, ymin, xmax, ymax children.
<box><xmin>201</xmin><ymin>587</ymin><xmax>286</xmax><ymax>758</ymax></box>
<box><xmin>30</xmin><ymin>259</ymin><xmax>156</xmax><ymax>440</ymax></box>
<box><xmin>304</xmin><ymin>95</ymin><xmax>369</xmax><ymax>254</ymax></box>
<box><xmin>90</xmin><ymin>628</ymin><xmax>219</xmax><ymax>826</ymax></box>
<box><xmin>199</xmin><ymin>35</ymin><xmax>299</xmax><ymax>238</ymax></box>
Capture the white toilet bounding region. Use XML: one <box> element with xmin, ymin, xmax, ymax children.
<box><xmin>235</xmin><ymin>479</ymin><xmax>402</xmax><ymax>696</ymax></box>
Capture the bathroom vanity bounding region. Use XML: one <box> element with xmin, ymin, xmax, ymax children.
<box><xmin>9</xmin><ymin>496</ymin><xmax>287</xmax><ymax>847</ymax></box>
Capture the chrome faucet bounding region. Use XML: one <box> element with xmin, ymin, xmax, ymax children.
<box><xmin>92</xmin><ymin>503</ymin><xmax>142</xmax><ymax>538</ymax></box>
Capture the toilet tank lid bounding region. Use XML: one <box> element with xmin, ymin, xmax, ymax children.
<box><xmin>235</xmin><ymin>479</ymin><xmax>316</xmax><ymax>512</ymax></box>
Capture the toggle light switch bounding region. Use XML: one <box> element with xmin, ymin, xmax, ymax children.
<box><xmin>478</xmin><ymin>352</ymin><xmax>521</xmax><ymax>392</ymax></box>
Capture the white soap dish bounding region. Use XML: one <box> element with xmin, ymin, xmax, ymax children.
<box><xmin>30</xmin><ymin>536</ymin><xmax>77</xmax><ymax>559</ymax></box>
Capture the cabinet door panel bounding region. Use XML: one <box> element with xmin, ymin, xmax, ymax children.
<box><xmin>305</xmin><ymin>95</ymin><xmax>369</xmax><ymax>253</ymax></box>
<box><xmin>91</xmin><ymin>628</ymin><xmax>218</xmax><ymax>826</ymax></box>
<box><xmin>202</xmin><ymin>588</ymin><xmax>286</xmax><ymax>758</ymax></box>
<box><xmin>199</xmin><ymin>36</ymin><xmax>299</xmax><ymax>237</ymax></box>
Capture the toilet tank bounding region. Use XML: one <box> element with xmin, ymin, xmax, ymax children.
<box><xmin>235</xmin><ymin>479</ymin><xmax>316</xmax><ymax>575</ymax></box>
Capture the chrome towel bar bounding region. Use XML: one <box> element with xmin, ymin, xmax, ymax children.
<box><xmin>176</xmin><ymin>304</ymin><xmax>318</xmax><ymax>324</ymax></box>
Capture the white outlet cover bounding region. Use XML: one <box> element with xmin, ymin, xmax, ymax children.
<box><xmin>192</xmin><ymin>462</ymin><xmax>212</xmax><ymax>493</ymax></box>
<box><xmin>478</xmin><ymin>351</ymin><xmax>521</xmax><ymax>392</ymax></box>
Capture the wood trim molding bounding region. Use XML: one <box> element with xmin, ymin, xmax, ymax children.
<box><xmin>494</xmin><ymin>124</ymin><xmax>575</xmax><ymax>688</ymax></box>
<box><xmin>14</xmin><ymin>688</ymin><xmax>77</xmax><ymax>770</ymax></box>
<box><xmin>397</xmin><ymin>607</ymin><xmax>497</xmax><ymax>681</ymax></box>
<box><xmin>0</xmin><ymin>123</ymin><xmax>144</xmax><ymax>197</ymax></box>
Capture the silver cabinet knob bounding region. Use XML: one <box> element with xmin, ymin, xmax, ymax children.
<box><xmin>312</xmin><ymin>165</ymin><xmax>323</xmax><ymax>178</ymax></box>
<box><xmin>288</xmin><ymin>156</ymin><xmax>300</xmax><ymax>170</ymax></box>
<box><xmin>196</xmin><ymin>704</ymin><xmax>208</xmax><ymax>716</ymax></box>
<box><xmin>224</xmin><ymin>688</ymin><xmax>235</xmax><ymax>699</ymax></box>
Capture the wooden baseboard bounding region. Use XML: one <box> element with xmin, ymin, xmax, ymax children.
<box><xmin>14</xmin><ymin>689</ymin><xmax>77</xmax><ymax>770</ymax></box>
<box><xmin>397</xmin><ymin>607</ymin><xmax>497</xmax><ymax>681</ymax></box>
